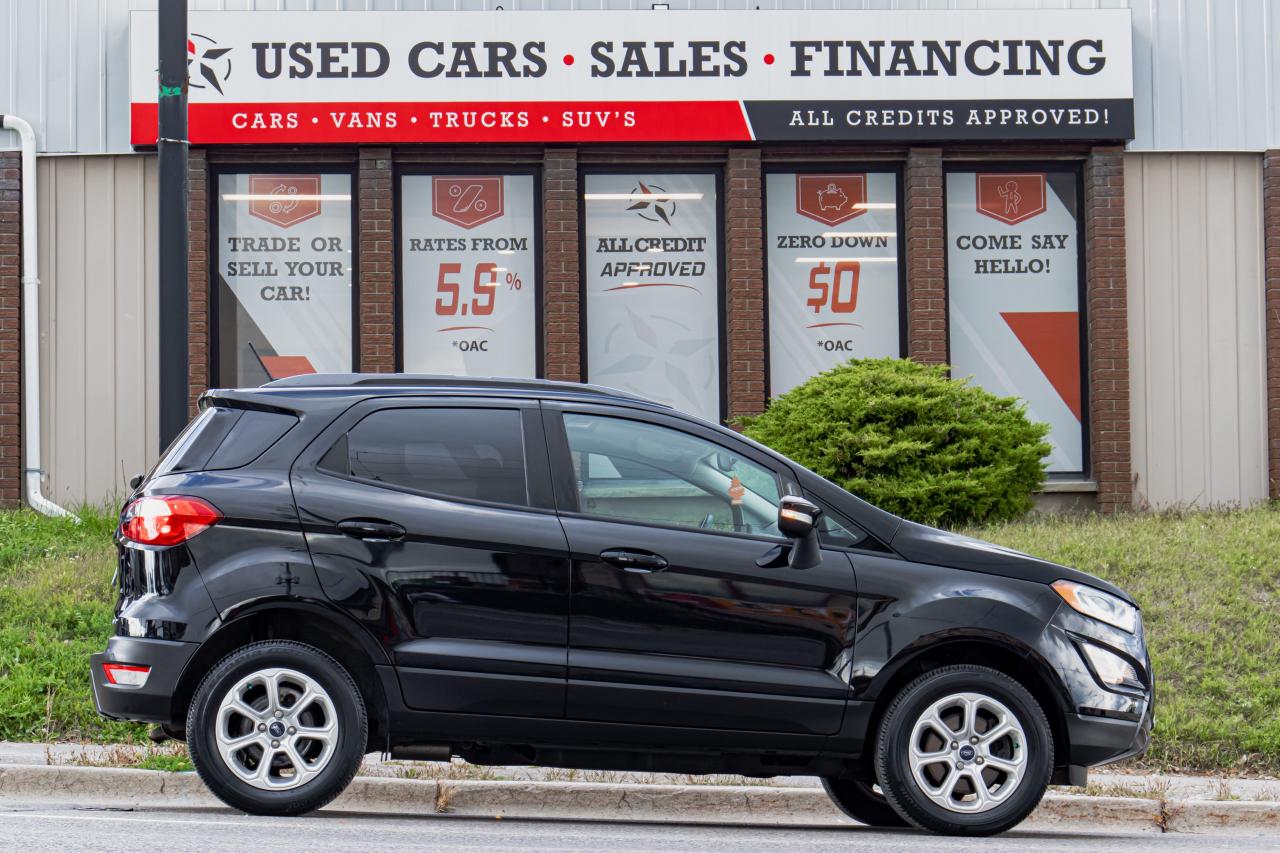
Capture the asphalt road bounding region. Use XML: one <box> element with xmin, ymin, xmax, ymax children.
<box><xmin>2</xmin><ymin>804</ymin><xmax>1276</xmax><ymax>853</ymax></box>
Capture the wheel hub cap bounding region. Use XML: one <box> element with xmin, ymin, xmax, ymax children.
<box><xmin>213</xmin><ymin>667</ymin><xmax>339</xmax><ymax>791</ymax></box>
<box><xmin>906</xmin><ymin>691</ymin><xmax>1028</xmax><ymax>814</ymax></box>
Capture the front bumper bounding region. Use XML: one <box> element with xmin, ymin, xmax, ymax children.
<box><xmin>90</xmin><ymin>636</ymin><xmax>198</xmax><ymax>725</ymax></box>
<box><xmin>1067</xmin><ymin>702</ymin><xmax>1154</xmax><ymax>768</ymax></box>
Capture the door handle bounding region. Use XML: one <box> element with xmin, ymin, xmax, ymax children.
<box><xmin>337</xmin><ymin>518</ymin><xmax>407</xmax><ymax>541</ymax></box>
<box><xmin>599</xmin><ymin>549</ymin><xmax>669</xmax><ymax>573</ymax></box>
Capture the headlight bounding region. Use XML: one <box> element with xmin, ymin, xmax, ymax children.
<box><xmin>1078</xmin><ymin>641</ymin><xmax>1144</xmax><ymax>691</ymax></box>
<box><xmin>1052</xmin><ymin>579</ymin><xmax>1138</xmax><ymax>633</ymax></box>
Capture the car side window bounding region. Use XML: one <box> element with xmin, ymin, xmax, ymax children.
<box><xmin>562</xmin><ymin>413</ymin><xmax>782</xmax><ymax>537</ymax></box>
<box><xmin>319</xmin><ymin>407</ymin><xmax>528</xmax><ymax>507</ymax></box>
<box><xmin>817</xmin><ymin>507</ymin><xmax>871</xmax><ymax>549</ymax></box>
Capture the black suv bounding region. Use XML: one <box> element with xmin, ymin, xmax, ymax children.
<box><xmin>92</xmin><ymin>375</ymin><xmax>1151</xmax><ymax>836</ymax></box>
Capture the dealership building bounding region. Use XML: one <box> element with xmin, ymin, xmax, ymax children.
<box><xmin>0</xmin><ymin>1</ymin><xmax>1275</xmax><ymax>514</ymax></box>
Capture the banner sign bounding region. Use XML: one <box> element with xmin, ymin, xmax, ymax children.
<box><xmin>401</xmin><ymin>173</ymin><xmax>538</xmax><ymax>376</ymax></box>
<box><xmin>129</xmin><ymin>10</ymin><xmax>1133</xmax><ymax>145</ymax></box>
<box><xmin>766</xmin><ymin>172</ymin><xmax>901</xmax><ymax>396</ymax></box>
<box><xmin>217</xmin><ymin>173</ymin><xmax>353</xmax><ymax>384</ymax></box>
<box><xmin>584</xmin><ymin>173</ymin><xmax>720</xmax><ymax>421</ymax></box>
<box><xmin>947</xmin><ymin>171</ymin><xmax>1083</xmax><ymax>473</ymax></box>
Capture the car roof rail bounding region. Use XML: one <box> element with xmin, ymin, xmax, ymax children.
<box><xmin>261</xmin><ymin>373</ymin><xmax>663</xmax><ymax>405</ymax></box>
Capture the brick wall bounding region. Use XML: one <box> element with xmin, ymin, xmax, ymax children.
<box><xmin>543</xmin><ymin>148</ymin><xmax>580</xmax><ymax>382</ymax></box>
<box><xmin>904</xmin><ymin>148</ymin><xmax>947</xmax><ymax>364</ymax></box>
<box><xmin>187</xmin><ymin>148</ymin><xmax>209</xmax><ymax>414</ymax></box>
<box><xmin>358</xmin><ymin>147</ymin><xmax>395</xmax><ymax>372</ymax></box>
<box><xmin>1265</xmin><ymin>151</ymin><xmax>1280</xmax><ymax>499</ymax></box>
<box><xmin>1084</xmin><ymin>146</ymin><xmax>1132</xmax><ymax>513</ymax></box>
<box><xmin>725</xmin><ymin>148</ymin><xmax>765</xmax><ymax>421</ymax></box>
<box><xmin>0</xmin><ymin>151</ymin><xmax>19</xmax><ymax>507</ymax></box>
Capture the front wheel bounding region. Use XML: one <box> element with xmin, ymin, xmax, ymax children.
<box><xmin>874</xmin><ymin>665</ymin><xmax>1053</xmax><ymax>836</ymax></box>
<box><xmin>187</xmin><ymin>641</ymin><xmax>367</xmax><ymax>815</ymax></box>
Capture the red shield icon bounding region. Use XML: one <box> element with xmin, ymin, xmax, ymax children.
<box><xmin>432</xmin><ymin>177</ymin><xmax>505</xmax><ymax>229</ymax></box>
<box><xmin>976</xmin><ymin>174</ymin><xmax>1047</xmax><ymax>225</ymax></box>
<box><xmin>796</xmin><ymin>174</ymin><xmax>867</xmax><ymax>226</ymax></box>
<box><xmin>248</xmin><ymin>175</ymin><xmax>322</xmax><ymax>229</ymax></box>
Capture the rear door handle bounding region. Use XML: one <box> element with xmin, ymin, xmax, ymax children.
<box><xmin>338</xmin><ymin>518</ymin><xmax>407</xmax><ymax>541</ymax></box>
<box><xmin>599</xmin><ymin>549</ymin><xmax>669</xmax><ymax>573</ymax></box>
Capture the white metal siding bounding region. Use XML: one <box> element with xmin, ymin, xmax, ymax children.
<box><xmin>1126</xmin><ymin>152</ymin><xmax>1267</xmax><ymax>509</ymax></box>
<box><xmin>1</xmin><ymin>0</ymin><xmax>1277</xmax><ymax>154</ymax></box>
<box><xmin>36</xmin><ymin>153</ymin><xmax>160</xmax><ymax>506</ymax></box>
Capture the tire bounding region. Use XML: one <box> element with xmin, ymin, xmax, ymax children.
<box><xmin>822</xmin><ymin>777</ymin><xmax>909</xmax><ymax>828</ymax></box>
<box><xmin>873</xmin><ymin>665</ymin><xmax>1053</xmax><ymax>836</ymax></box>
<box><xmin>187</xmin><ymin>640</ymin><xmax>368</xmax><ymax>816</ymax></box>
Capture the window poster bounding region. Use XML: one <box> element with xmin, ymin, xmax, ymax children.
<box><xmin>584</xmin><ymin>173</ymin><xmax>721</xmax><ymax>421</ymax></box>
<box><xmin>401</xmin><ymin>174</ymin><xmax>538</xmax><ymax>376</ymax></box>
<box><xmin>216</xmin><ymin>173</ymin><xmax>353</xmax><ymax>385</ymax></box>
<box><xmin>947</xmin><ymin>171</ymin><xmax>1084</xmax><ymax>473</ymax></box>
<box><xmin>766</xmin><ymin>172</ymin><xmax>901</xmax><ymax>396</ymax></box>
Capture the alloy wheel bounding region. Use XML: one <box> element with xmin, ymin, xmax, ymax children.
<box><xmin>906</xmin><ymin>691</ymin><xmax>1028</xmax><ymax>814</ymax></box>
<box><xmin>213</xmin><ymin>667</ymin><xmax>339</xmax><ymax>791</ymax></box>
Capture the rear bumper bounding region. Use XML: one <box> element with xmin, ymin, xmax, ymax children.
<box><xmin>90</xmin><ymin>636</ymin><xmax>198</xmax><ymax>725</ymax></box>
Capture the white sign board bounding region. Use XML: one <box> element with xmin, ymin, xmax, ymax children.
<box><xmin>129</xmin><ymin>10</ymin><xmax>1134</xmax><ymax>144</ymax></box>
<box><xmin>947</xmin><ymin>171</ymin><xmax>1083</xmax><ymax>473</ymax></box>
<box><xmin>401</xmin><ymin>174</ymin><xmax>538</xmax><ymax>376</ymax></box>
<box><xmin>584</xmin><ymin>173</ymin><xmax>721</xmax><ymax>421</ymax></box>
<box><xmin>766</xmin><ymin>171</ymin><xmax>901</xmax><ymax>396</ymax></box>
<box><xmin>217</xmin><ymin>173</ymin><xmax>353</xmax><ymax>383</ymax></box>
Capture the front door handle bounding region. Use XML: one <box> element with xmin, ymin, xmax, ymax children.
<box><xmin>599</xmin><ymin>549</ymin><xmax>669</xmax><ymax>573</ymax></box>
<box><xmin>337</xmin><ymin>518</ymin><xmax>407</xmax><ymax>541</ymax></box>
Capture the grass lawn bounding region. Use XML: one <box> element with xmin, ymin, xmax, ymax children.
<box><xmin>1</xmin><ymin>503</ymin><xmax>1277</xmax><ymax>773</ymax></box>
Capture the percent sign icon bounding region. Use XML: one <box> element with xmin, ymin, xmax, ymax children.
<box><xmin>449</xmin><ymin>183</ymin><xmax>489</xmax><ymax>215</ymax></box>
<box><xmin>506</xmin><ymin>272</ymin><xmax>523</xmax><ymax>290</ymax></box>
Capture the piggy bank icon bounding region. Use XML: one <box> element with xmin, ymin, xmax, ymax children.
<box><xmin>817</xmin><ymin>183</ymin><xmax>848</xmax><ymax>212</ymax></box>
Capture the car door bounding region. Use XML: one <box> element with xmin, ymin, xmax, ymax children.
<box><xmin>542</xmin><ymin>402</ymin><xmax>859</xmax><ymax>736</ymax></box>
<box><xmin>291</xmin><ymin>397</ymin><xmax>570</xmax><ymax>718</ymax></box>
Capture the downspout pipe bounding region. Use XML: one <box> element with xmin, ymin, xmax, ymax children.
<box><xmin>1</xmin><ymin>114</ymin><xmax>74</xmax><ymax>519</ymax></box>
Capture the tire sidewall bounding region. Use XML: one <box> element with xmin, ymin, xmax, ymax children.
<box><xmin>876</xmin><ymin>666</ymin><xmax>1052</xmax><ymax>835</ymax></box>
<box><xmin>187</xmin><ymin>642</ymin><xmax>367</xmax><ymax>815</ymax></box>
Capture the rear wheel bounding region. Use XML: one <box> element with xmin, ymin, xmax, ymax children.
<box><xmin>822</xmin><ymin>777</ymin><xmax>909</xmax><ymax>827</ymax></box>
<box><xmin>873</xmin><ymin>665</ymin><xmax>1052</xmax><ymax>836</ymax></box>
<box><xmin>187</xmin><ymin>641</ymin><xmax>367</xmax><ymax>815</ymax></box>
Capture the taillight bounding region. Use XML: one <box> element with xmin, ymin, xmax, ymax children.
<box><xmin>119</xmin><ymin>495</ymin><xmax>222</xmax><ymax>546</ymax></box>
<box><xmin>103</xmin><ymin>663</ymin><xmax>151</xmax><ymax>687</ymax></box>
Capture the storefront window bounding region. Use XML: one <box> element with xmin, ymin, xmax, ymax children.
<box><xmin>215</xmin><ymin>172</ymin><xmax>354</xmax><ymax>385</ymax></box>
<box><xmin>583</xmin><ymin>173</ymin><xmax>722</xmax><ymax>422</ymax></box>
<box><xmin>766</xmin><ymin>171</ymin><xmax>902</xmax><ymax>396</ymax></box>
<box><xmin>400</xmin><ymin>173</ymin><xmax>539</xmax><ymax>376</ymax></box>
<box><xmin>946</xmin><ymin>169</ymin><xmax>1085</xmax><ymax>474</ymax></box>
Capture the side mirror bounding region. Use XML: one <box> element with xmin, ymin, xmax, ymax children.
<box><xmin>778</xmin><ymin>496</ymin><xmax>824</xmax><ymax>570</ymax></box>
<box><xmin>129</xmin><ymin>474</ymin><xmax>144</xmax><ymax>491</ymax></box>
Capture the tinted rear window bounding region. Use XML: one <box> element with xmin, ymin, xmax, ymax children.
<box><xmin>320</xmin><ymin>408</ymin><xmax>528</xmax><ymax>506</ymax></box>
<box><xmin>151</xmin><ymin>406</ymin><xmax>297</xmax><ymax>479</ymax></box>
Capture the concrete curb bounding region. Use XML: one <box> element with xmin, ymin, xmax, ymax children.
<box><xmin>1</xmin><ymin>763</ymin><xmax>1276</xmax><ymax>834</ymax></box>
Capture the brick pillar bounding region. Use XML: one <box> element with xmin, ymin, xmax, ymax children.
<box><xmin>904</xmin><ymin>148</ymin><xmax>947</xmax><ymax>364</ymax></box>
<box><xmin>1084</xmin><ymin>147</ymin><xmax>1132</xmax><ymax>513</ymax></box>
<box><xmin>187</xmin><ymin>148</ymin><xmax>209</xmax><ymax>411</ymax></box>
<box><xmin>1264</xmin><ymin>151</ymin><xmax>1280</xmax><ymax>498</ymax></box>
<box><xmin>543</xmin><ymin>148</ymin><xmax>580</xmax><ymax>382</ymax></box>
<box><xmin>358</xmin><ymin>147</ymin><xmax>394</xmax><ymax>373</ymax></box>
<box><xmin>725</xmin><ymin>148</ymin><xmax>765</xmax><ymax>421</ymax></box>
<box><xmin>0</xmin><ymin>151</ymin><xmax>20</xmax><ymax>507</ymax></box>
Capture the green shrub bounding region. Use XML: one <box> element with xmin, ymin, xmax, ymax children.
<box><xmin>741</xmin><ymin>358</ymin><xmax>1051</xmax><ymax>526</ymax></box>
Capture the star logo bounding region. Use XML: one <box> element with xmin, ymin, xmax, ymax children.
<box><xmin>187</xmin><ymin>33</ymin><xmax>232</xmax><ymax>95</ymax></box>
<box><xmin>627</xmin><ymin>182</ymin><xmax>677</xmax><ymax>226</ymax></box>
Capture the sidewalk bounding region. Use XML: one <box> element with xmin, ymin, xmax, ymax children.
<box><xmin>1</xmin><ymin>741</ymin><xmax>1276</xmax><ymax>835</ymax></box>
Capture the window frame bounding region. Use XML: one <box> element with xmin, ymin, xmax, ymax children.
<box><xmin>541</xmin><ymin>401</ymin><xmax>800</xmax><ymax>544</ymax></box>
<box><xmin>578</xmin><ymin>166</ymin><xmax>728</xmax><ymax>423</ymax></box>
<box><xmin>761</xmin><ymin>163</ymin><xmax>908</xmax><ymax>400</ymax></box>
<box><xmin>942</xmin><ymin>160</ymin><xmax>1090</xmax><ymax>480</ymax></box>
<box><xmin>209</xmin><ymin>163</ymin><xmax>360</xmax><ymax>387</ymax></box>
<box><xmin>296</xmin><ymin>396</ymin><xmax>556</xmax><ymax>514</ymax></box>
<box><xmin>393</xmin><ymin>164</ymin><xmax>545</xmax><ymax>377</ymax></box>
